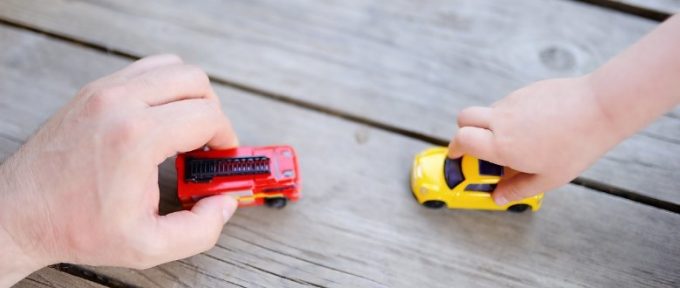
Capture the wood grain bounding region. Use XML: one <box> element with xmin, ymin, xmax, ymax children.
<box><xmin>616</xmin><ymin>0</ymin><xmax>680</xmax><ymax>13</ymax></box>
<box><xmin>15</xmin><ymin>268</ymin><xmax>105</xmax><ymax>288</ymax></box>
<box><xmin>0</xmin><ymin>0</ymin><xmax>679</xmax><ymax>205</ymax></box>
<box><xmin>1</xmin><ymin>24</ymin><xmax>679</xmax><ymax>288</ymax></box>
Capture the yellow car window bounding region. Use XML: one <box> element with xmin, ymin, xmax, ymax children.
<box><xmin>478</xmin><ymin>160</ymin><xmax>503</xmax><ymax>176</ymax></box>
<box><xmin>465</xmin><ymin>183</ymin><xmax>497</xmax><ymax>193</ymax></box>
<box><xmin>444</xmin><ymin>158</ymin><xmax>464</xmax><ymax>189</ymax></box>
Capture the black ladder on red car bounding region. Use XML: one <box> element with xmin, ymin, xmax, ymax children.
<box><xmin>185</xmin><ymin>156</ymin><xmax>271</xmax><ymax>182</ymax></box>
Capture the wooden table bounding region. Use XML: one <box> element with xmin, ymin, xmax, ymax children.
<box><xmin>2</xmin><ymin>1</ymin><xmax>678</xmax><ymax>287</ymax></box>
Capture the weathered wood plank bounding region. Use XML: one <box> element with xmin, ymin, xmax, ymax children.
<box><xmin>0</xmin><ymin>0</ymin><xmax>679</xmax><ymax>205</ymax></box>
<box><xmin>616</xmin><ymin>0</ymin><xmax>680</xmax><ymax>13</ymax></box>
<box><xmin>15</xmin><ymin>268</ymin><xmax>105</xmax><ymax>288</ymax></box>
<box><xmin>1</xmin><ymin>24</ymin><xmax>679</xmax><ymax>288</ymax></box>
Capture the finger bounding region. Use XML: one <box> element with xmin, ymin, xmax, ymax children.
<box><xmin>148</xmin><ymin>99</ymin><xmax>238</xmax><ymax>162</ymax></box>
<box><xmin>457</xmin><ymin>106</ymin><xmax>492</xmax><ymax>128</ymax></box>
<box><xmin>492</xmin><ymin>173</ymin><xmax>550</xmax><ymax>205</ymax></box>
<box><xmin>80</xmin><ymin>55</ymin><xmax>185</xmax><ymax>101</ymax></box>
<box><xmin>149</xmin><ymin>195</ymin><xmax>237</xmax><ymax>264</ymax></box>
<box><xmin>123</xmin><ymin>64</ymin><xmax>217</xmax><ymax>106</ymax></box>
<box><xmin>114</xmin><ymin>54</ymin><xmax>184</xmax><ymax>79</ymax></box>
<box><xmin>447</xmin><ymin>127</ymin><xmax>503</xmax><ymax>164</ymax></box>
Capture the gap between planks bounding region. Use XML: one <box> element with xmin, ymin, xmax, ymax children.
<box><xmin>49</xmin><ymin>264</ymin><xmax>138</xmax><ymax>288</ymax></box>
<box><xmin>0</xmin><ymin>15</ymin><xmax>678</xmax><ymax>217</ymax></box>
<box><xmin>570</xmin><ymin>0</ymin><xmax>673</xmax><ymax>21</ymax></box>
<box><xmin>0</xmin><ymin>6</ymin><xmax>676</xmax><ymax>286</ymax></box>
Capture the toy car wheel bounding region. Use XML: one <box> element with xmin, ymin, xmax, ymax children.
<box><xmin>423</xmin><ymin>200</ymin><xmax>446</xmax><ymax>209</ymax></box>
<box><xmin>265</xmin><ymin>197</ymin><xmax>288</xmax><ymax>209</ymax></box>
<box><xmin>508</xmin><ymin>204</ymin><xmax>530</xmax><ymax>213</ymax></box>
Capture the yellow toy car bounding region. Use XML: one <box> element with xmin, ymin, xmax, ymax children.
<box><xmin>411</xmin><ymin>147</ymin><xmax>543</xmax><ymax>212</ymax></box>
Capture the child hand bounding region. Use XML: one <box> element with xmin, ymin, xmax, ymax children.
<box><xmin>449</xmin><ymin>15</ymin><xmax>680</xmax><ymax>206</ymax></box>
<box><xmin>0</xmin><ymin>54</ymin><xmax>239</xmax><ymax>284</ymax></box>
<box><xmin>449</xmin><ymin>76</ymin><xmax>621</xmax><ymax>205</ymax></box>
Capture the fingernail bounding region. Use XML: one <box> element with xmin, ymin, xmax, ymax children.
<box><xmin>495</xmin><ymin>195</ymin><xmax>509</xmax><ymax>206</ymax></box>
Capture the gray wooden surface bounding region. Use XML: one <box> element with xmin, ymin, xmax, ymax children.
<box><xmin>1</xmin><ymin>0</ymin><xmax>679</xmax><ymax>206</ymax></box>
<box><xmin>16</xmin><ymin>268</ymin><xmax>105</xmax><ymax>288</ymax></box>
<box><xmin>2</xmin><ymin>24</ymin><xmax>679</xmax><ymax>288</ymax></box>
<box><xmin>618</xmin><ymin>0</ymin><xmax>680</xmax><ymax>12</ymax></box>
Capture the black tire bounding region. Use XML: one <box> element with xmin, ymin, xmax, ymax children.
<box><xmin>508</xmin><ymin>204</ymin><xmax>530</xmax><ymax>213</ymax></box>
<box><xmin>265</xmin><ymin>197</ymin><xmax>288</xmax><ymax>209</ymax></box>
<box><xmin>423</xmin><ymin>200</ymin><xmax>446</xmax><ymax>209</ymax></box>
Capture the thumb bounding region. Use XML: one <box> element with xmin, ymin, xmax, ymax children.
<box><xmin>492</xmin><ymin>173</ymin><xmax>548</xmax><ymax>206</ymax></box>
<box><xmin>151</xmin><ymin>194</ymin><xmax>238</xmax><ymax>263</ymax></box>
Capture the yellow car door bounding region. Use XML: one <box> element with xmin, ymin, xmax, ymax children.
<box><xmin>453</xmin><ymin>182</ymin><xmax>500</xmax><ymax>210</ymax></box>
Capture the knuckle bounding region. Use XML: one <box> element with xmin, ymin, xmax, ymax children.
<box><xmin>455</xmin><ymin>114</ymin><xmax>465</xmax><ymax>127</ymax></box>
<box><xmin>182</xmin><ymin>65</ymin><xmax>211</xmax><ymax>86</ymax></box>
<box><xmin>193</xmin><ymin>99</ymin><xmax>223</xmax><ymax>123</ymax></box>
<box><xmin>199</xmin><ymin>229</ymin><xmax>221</xmax><ymax>252</ymax></box>
<box><xmin>84</xmin><ymin>86</ymin><xmax>124</xmax><ymax>115</ymax></box>
<box><xmin>201</xmin><ymin>99</ymin><xmax>222</xmax><ymax>115</ymax></box>
<box><xmin>456</xmin><ymin>107</ymin><xmax>474</xmax><ymax>126</ymax></box>
<box><xmin>459</xmin><ymin>107</ymin><xmax>475</xmax><ymax>117</ymax></box>
<box><xmin>105</xmin><ymin>117</ymin><xmax>149</xmax><ymax>149</ymax></box>
<box><xmin>127</xmin><ymin>236</ymin><xmax>166</xmax><ymax>267</ymax></box>
<box><xmin>190</xmin><ymin>216</ymin><xmax>222</xmax><ymax>253</ymax></box>
<box><xmin>455</xmin><ymin>127</ymin><xmax>474</xmax><ymax>147</ymax></box>
<box><xmin>457</xmin><ymin>106</ymin><xmax>485</xmax><ymax>127</ymax></box>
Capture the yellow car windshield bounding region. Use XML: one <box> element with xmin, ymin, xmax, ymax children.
<box><xmin>444</xmin><ymin>158</ymin><xmax>464</xmax><ymax>189</ymax></box>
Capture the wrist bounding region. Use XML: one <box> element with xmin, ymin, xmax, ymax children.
<box><xmin>0</xmin><ymin>227</ymin><xmax>43</xmax><ymax>287</ymax></box>
<box><xmin>0</xmin><ymin>159</ymin><xmax>51</xmax><ymax>286</ymax></box>
<box><xmin>582</xmin><ymin>74</ymin><xmax>629</xmax><ymax>143</ymax></box>
<box><xmin>588</xmin><ymin>15</ymin><xmax>680</xmax><ymax>140</ymax></box>
<box><xmin>570</xmin><ymin>74</ymin><xmax>632</xmax><ymax>161</ymax></box>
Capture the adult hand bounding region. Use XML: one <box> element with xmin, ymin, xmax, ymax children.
<box><xmin>0</xmin><ymin>54</ymin><xmax>238</xmax><ymax>286</ymax></box>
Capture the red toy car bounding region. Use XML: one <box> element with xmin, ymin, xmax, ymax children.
<box><xmin>176</xmin><ymin>145</ymin><xmax>301</xmax><ymax>209</ymax></box>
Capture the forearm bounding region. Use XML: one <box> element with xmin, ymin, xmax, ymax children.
<box><xmin>590</xmin><ymin>14</ymin><xmax>680</xmax><ymax>140</ymax></box>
